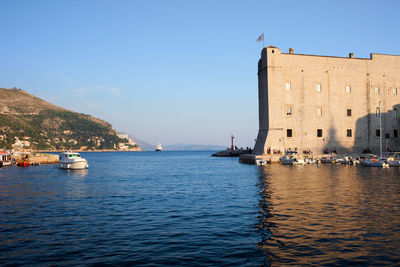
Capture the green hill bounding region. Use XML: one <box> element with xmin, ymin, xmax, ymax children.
<box><xmin>0</xmin><ymin>88</ymin><xmax>139</xmax><ymax>150</ymax></box>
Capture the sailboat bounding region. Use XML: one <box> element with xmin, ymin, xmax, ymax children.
<box><xmin>361</xmin><ymin>101</ymin><xmax>389</xmax><ymax>167</ymax></box>
<box><xmin>155</xmin><ymin>143</ymin><xmax>163</xmax><ymax>152</ymax></box>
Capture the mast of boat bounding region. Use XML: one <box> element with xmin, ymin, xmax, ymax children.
<box><xmin>379</xmin><ymin>101</ymin><xmax>382</xmax><ymax>158</ymax></box>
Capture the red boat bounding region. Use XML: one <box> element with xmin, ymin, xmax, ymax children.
<box><xmin>17</xmin><ymin>161</ymin><xmax>31</xmax><ymax>167</ymax></box>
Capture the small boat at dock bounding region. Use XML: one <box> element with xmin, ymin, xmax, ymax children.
<box><xmin>360</xmin><ymin>156</ymin><xmax>388</xmax><ymax>167</ymax></box>
<box><xmin>0</xmin><ymin>151</ymin><xmax>12</xmax><ymax>167</ymax></box>
<box><xmin>386</xmin><ymin>152</ymin><xmax>400</xmax><ymax>167</ymax></box>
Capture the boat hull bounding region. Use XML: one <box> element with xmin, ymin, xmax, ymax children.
<box><xmin>59</xmin><ymin>160</ymin><xmax>88</xmax><ymax>170</ymax></box>
<box><xmin>388</xmin><ymin>160</ymin><xmax>400</xmax><ymax>167</ymax></box>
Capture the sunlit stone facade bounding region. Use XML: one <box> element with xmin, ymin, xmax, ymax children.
<box><xmin>253</xmin><ymin>46</ymin><xmax>400</xmax><ymax>155</ymax></box>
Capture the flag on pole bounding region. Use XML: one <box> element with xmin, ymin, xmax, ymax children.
<box><xmin>256</xmin><ymin>33</ymin><xmax>264</xmax><ymax>43</ymax></box>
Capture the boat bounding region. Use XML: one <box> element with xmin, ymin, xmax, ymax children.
<box><xmin>0</xmin><ymin>151</ymin><xmax>12</xmax><ymax>167</ymax></box>
<box><xmin>155</xmin><ymin>144</ymin><xmax>163</xmax><ymax>152</ymax></box>
<box><xmin>320</xmin><ymin>156</ymin><xmax>336</xmax><ymax>163</ymax></box>
<box><xmin>255</xmin><ymin>159</ymin><xmax>268</xmax><ymax>165</ymax></box>
<box><xmin>17</xmin><ymin>161</ymin><xmax>31</xmax><ymax>167</ymax></box>
<box><xmin>279</xmin><ymin>155</ymin><xmax>305</xmax><ymax>165</ymax></box>
<box><xmin>59</xmin><ymin>151</ymin><xmax>89</xmax><ymax>170</ymax></box>
<box><xmin>360</xmin><ymin>156</ymin><xmax>388</xmax><ymax>167</ymax></box>
<box><xmin>279</xmin><ymin>155</ymin><xmax>294</xmax><ymax>165</ymax></box>
<box><xmin>386</xmin><ymin>152</ymin><xmax>400</xmax><ymax>167</ymax></box>
<box><xmin>361</xmin><ymin>102</ymin><xmax>389</xmax><ymax>168</ymax></box>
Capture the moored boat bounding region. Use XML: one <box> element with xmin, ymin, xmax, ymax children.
<box><xmin>386</xmin><ymin>152</ymin><xmax>400</xmax><ymax>167</ymax></box>
<box><xmin>361</xmin><ymin>156</ymin><xmax>388</xmax><ymax>167</ymax></box>
<box><xmin>17</xmin><ymin>161</ymin><xmax>31</xmax><ymax>167</ymax></box>
<box><xmin>320</xmin><ymin>156</ymin><xmax>336</xmax><ymax>163</ymax></box>
<box><xmin>279</xmin><ymin>155</ymin><xmax>294</xmax><ymax>165</ymax></box>
<box><xmin>59</xmin><ymin>151</ymin><xmax>88</xmax><ymax>170</ymax></box>
<box><xmin>0</xmin><ymin>151</ymin><xmax>12</xmax><ymax>167</ymax></box>
<box><xmin>279</xmin><ymin>154</ymin><xmax>306</xmax><ymax>165</ymax></box>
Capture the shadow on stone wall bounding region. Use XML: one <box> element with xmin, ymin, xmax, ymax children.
<box><xmin>325</xmin><ymin>125</ymin><xmax>350</xmax><ymax>154</ymax></box>
<box><xmin>354</xmin><ymin>104</ymin><xmax>400</xmax><ymax>154</ymax></box>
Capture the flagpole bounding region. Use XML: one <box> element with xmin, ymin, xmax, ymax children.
<box><xmin>262</xmin><ymin>33</ymin><xmax>264</xmax><ymax>47</ymax></box>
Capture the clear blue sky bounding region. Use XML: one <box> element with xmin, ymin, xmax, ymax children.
<box><xmin>1</xmin><ymin>0</ymin><xmax>399</xmax><ymax>147</ymax></box>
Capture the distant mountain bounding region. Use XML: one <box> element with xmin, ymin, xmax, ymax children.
<box><xmin>123</xmin><ymin>134</ymin><xmax>226</xmax><ymax>151</ymax></box>
<box><xmin>0</xmin><ymin>88</ymin><xmax>141</xmax><ymax>151</ymax></box>
<box><xmin>132</xmin><ymin>137</ymin><xmax>156</xmax><ymax>151</ymax></box>
<box><xmin>163</xmin><ymin>143</ymin><xmax>226</xmax><ymax>151</ymax></box>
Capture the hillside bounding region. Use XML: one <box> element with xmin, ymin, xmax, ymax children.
<box><xmin>0</xmin><ymin>88</ymin><xmax>140</xmax><ymax>151</ymax></box>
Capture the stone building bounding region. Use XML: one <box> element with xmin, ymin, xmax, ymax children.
<box><xmin>253</xmin><ymin>46</ymin><xmax>400</xmax><ymax>155</ymax></box>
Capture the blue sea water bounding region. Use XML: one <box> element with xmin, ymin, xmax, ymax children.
<box><xmin>0</xmin><ymin>151</ymin><xmax>399</xmax><ymax>266</ymax></box>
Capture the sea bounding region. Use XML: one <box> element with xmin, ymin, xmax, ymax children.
<box><xmin>0</xmin><ymin>151</ymin><xmax>399</xmax><ymax>266</ymax></box>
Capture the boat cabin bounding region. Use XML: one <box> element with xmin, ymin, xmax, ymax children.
<box><xmin>0</xmin><ymin>151</ymin><xmax>12</xmax><ymax>167</ymax></box>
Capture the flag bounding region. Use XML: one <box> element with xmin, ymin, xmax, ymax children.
<box><xmin>256</xmin><ymin>33</ymin><xmax>264</xmax><ymax>43</ymax></box>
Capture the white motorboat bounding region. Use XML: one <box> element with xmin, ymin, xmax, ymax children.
<box><xmin>256</xmin><ymin>159</ymin><xmax>268</xmax><ymax>165</ymax></box>
<box><xmin>280</xmin><ymin>155</ymin><xmax>294</xmax><ymax>165</ymax></box>
<box><xmin>280</xmin><ymin>155</ymin><xmax>305</xmax><ymax>165</ymax></box>
<box><xmin>155</xmin><ymin>143</ymin><xmax>163</xmax><ymax>152</ymax></box>
<box><xmin>59</xmin><ymin>151</ymin><xmax>88</xmax><ymax>170</ymax></box>
<box><xmin>387</xmin><ymin>152</ymin><xmax>400</xmax><ymax>167</ymax></box>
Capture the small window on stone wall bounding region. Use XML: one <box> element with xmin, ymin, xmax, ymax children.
<box><xmin>286</xmin><ymin>82</ymin><xmax>291</xmax><ymax>91</ymax></box>
<box><xmin>287</xmin><ymin>129</ymin><xmax>292</xmax><ymax>138</ymax></box>
<box><xmin>394</xmin><ymin>129</ymin><xmax>398</xmax><ymax>138</ymax></box>
<box><xmin>347</xmin><ymin>129</ymin><xmax>352</xmax><ymax>137</ymax></box>
<box><xmin>316</xmin><ymin>84</ymin><xmax>321</xmax><ymax>93</ymax></box>
<box><xmin>376</xmin><ymin>129</ymin><xmax>380</xmax><ymax>137</ymax></box>
<box><xmin>317</xmin><ymin>129</ymin><xmax>323</xmax><ymax>137</ymax></box>
<box><xmin>346</xmin><ymin>85</ymin><xmax>351</xmax><ymax>93</ymax></box>
<box><xmin>347</xmin><ymin>109</ymin><xmax>352</xmax><ymax>116</ymax></box>
<box><xmin>286</xmin><ymin>106</ymin><xmax>293</xmax><ymax>116</ymax></box>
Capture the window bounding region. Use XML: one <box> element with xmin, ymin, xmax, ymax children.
<box><xmin>317</xmin><ymin>129</ymin><xmax>323</xmax><ymax>137</ymax></box>
<box><xmin>375</xmin><ymin>87</ymin><xmax>380</xmax><ymax>94</ymax></box>
<box><xmin>287</xmin><ymin>129</ymin><xmax>292</xmax><ymax>137</ymax></box>
<box><xmin>347</xmin><ymin>109</ymin><xmax>352</xmax><ymax>116</ymax></box>
<box><xmin>286</xmin><ymin>82</ymin><xmax>291</xmax><ymax>91</ymax></box>
<box><xmin>316</xmin><ymin>107</ymin><xmax>322</xmax><ymax>117</ymax></box>
<box><xmin>394</xmin><ymin>129</ymin><xmax>398</xmax><ymax>138</ymax></box>
<box><xmin>376</xmin><ymin>106</ymin><xmax>380</xmax><ymax>116</ymax></box>
<box><xmin>376</xmin><ymin>129</ymin><xmax>380</xmax><ymax>137</ymax></box>
<box><xmin>286</xmin><ymin>106</ymin><xmax>293</xmax><ymax>116</ymax></box>
<box><xmin>393</xmin><ymin>88</ymin><xmax>398</xmax><ymax>95</ymax></box>
<box><xmin>316</xmin><ymin>84</ymin><xmax>321</xmax><ymax>93</ymax></box>
<box><xmin>346</xmin><ymin>85</ymin><xmax>351</xmax><ymax>93</ymax></box>
<box><xmin>347</xmin><ymin>129</ymin><xmax>352</xmax><ymax>137</ymax></box>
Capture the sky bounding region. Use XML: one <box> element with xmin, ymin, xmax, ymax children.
<box><xmin>1</xmin><ymin>0</ymin><xmax>400</xmax><ymax>148</ymax></box>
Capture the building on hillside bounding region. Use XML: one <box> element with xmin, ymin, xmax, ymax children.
<box><xmin>117</xmin><ymin>133</ymin><xmax>136</xmax><ymax>146</ymax></box>
<box><xmin>253</xmin><ymin>46</ymin><xmax>400</xmax><ymax>155</ymax></box>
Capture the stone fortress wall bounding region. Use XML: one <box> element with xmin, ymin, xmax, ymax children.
<box><xmin>254</xmin><ymin>46</ymin><xmax>400</xmax><ymax>155</ymax></box>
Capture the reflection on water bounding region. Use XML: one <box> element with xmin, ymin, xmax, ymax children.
<box><xmin>257</xmin><ymin>164</ymin><xmax>400</xmax><ymax>265</ymax></box>
<box><xmin>64</xmin><ymin>169</ymin><xmax>89</xmax><ymax>178</ymax></box>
